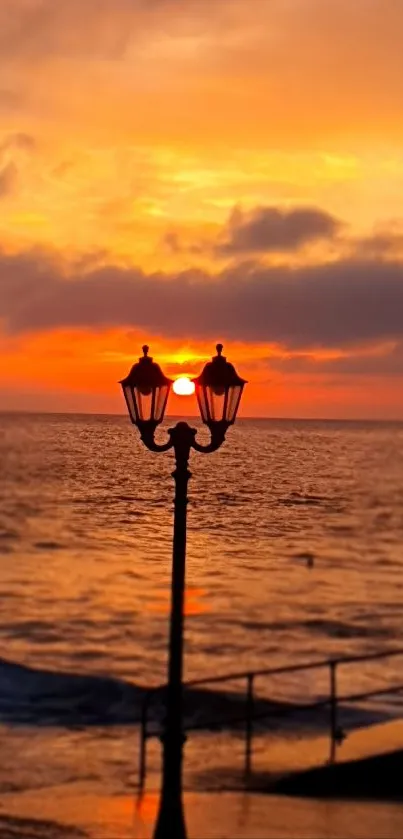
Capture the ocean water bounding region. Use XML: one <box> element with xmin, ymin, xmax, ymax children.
<box><xmin>1</xmin><ymin>413</ymin><xmax>403</xmax><ymax>799</ymax></box>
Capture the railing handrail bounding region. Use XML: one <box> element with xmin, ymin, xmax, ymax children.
<box><xmin>145</xmin><ymin>646</ymin><xmax>403</xmax><ymax>695</ymax></box>
<box><xmin>145</xmin><ymin>682</ymin><xmax>403</xmax><ymax>737</ymax></box>
<box><xmin>137</xmin><ymin>646</ymin><xmax>403</xmax><ymax>792</ymax></box>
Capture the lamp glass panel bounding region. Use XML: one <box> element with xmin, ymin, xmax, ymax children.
<box><xmin>136</xmin><ymin>388</ymin><xmax>153</xmax><ymax>421</ymax></box>
<box><xmin>154</xmin><ymin>385</ymin><xmax>170</xmax><ymax>422</ymax></box>
<box><xmin>225</xmin><ymin>385</ymin><xmax>242</xmax><ymax>422</ymax></box>
<box><xmin>123</xmin><ymin>385</ymin><xmax>137</xmax><ymax>423</ymax></box>
<box><xmin>195</xmin><ymin>386</ymin><xmax>209</xmax><ymax>423</ymax></box>
<box><xmin>207</xmin><ymin>386</ymin><xmax>226</xmax><ymax>422</ymax></box>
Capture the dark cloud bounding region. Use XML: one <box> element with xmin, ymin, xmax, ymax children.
<box><xmin>0</xmin><ymin>133</ymin><xmax>36</xmax><ymax>174</ymax></box>
<box><xmin>353</xmin><ymin>231</ymin><xmax>403</xmax><ymax>259</ymax></box>
<box><xmin>0</xmin><ymin>162</ymin><xmax>18</xmax><ymax>197</ymax></box>
<box><xmin>215</xmin><ymin>206</ymin><xmax>341</xmax><ymax>255</ymax></box>
<box><xmin>1</xmin><ymin>246</ymin><xmax>403</xmax><ymax>353</ymax></box>
<box><xmin>269</xmin><ymin>346</ymin><xmax>403</xmax><ymax>377</ymax></box>
<box><xmin>164</xmin><ymin>205</ymin><xmax>342</xmax><ymax>257</ymax></box>
<box><xmin>0</xmin><ymin>132</ymin><xmax>36</xmax><ymax>153</ymax></box>
<box><xmin>163</xmin><ymin>230</ymin><xmax>204</xmax><ymax>256</ymax></box>
<box><xmin>0</xmin><ymin>133</ymin><xmax>35</xmax><ymax>199</ymax></box>
<box><xmin>163</xmin><ymin>231</ymin><xmax>182</xmax><ymax>254</ymax></box>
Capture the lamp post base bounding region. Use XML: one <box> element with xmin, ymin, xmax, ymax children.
<box><xmin>153</xmin><ymin>794</ymin><xmax>187</xmax><ymax>839</ymax></box>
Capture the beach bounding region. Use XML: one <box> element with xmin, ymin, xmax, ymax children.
<box><xmin>2</xmin><ymin>786</ymin><xmax>403</xmax><ymax>839</ymax></box>
<box><xmin>2</xmin><ymin>718</ymin><xmax>403</xmax><ymax>837</ymax></box>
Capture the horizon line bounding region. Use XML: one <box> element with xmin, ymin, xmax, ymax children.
<box><xmin>1</xmin><ymin>409</ymin><xmax>403</xmax><ymax>423</ymax></box>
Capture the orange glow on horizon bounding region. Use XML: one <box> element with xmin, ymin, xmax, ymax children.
<box><xmin>0</xmin><ymin>327</ymin><xmax>402</xmax><ymax>419</ymax></box>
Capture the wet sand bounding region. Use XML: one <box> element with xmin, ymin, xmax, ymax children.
<box><xmin>1</xmin><ymin>785</ymin><xmax>403</xmax><ymax>839</ymax></box>
<box><xmin>2</xmin><ymin>720</ymin><xmax>403</xmax><ymax>837</ymax></box>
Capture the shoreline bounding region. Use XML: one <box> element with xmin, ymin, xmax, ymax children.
<box><xmin>1</xmin><ymin>717</ymin><xmax>403</xmax><ymax>837</ymax></box>
<box><xmin>2</xmin><ymin>720</ymin><xmax>403</xmax><ymax>836</ymax></box>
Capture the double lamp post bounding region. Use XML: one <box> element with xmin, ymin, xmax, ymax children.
<box><xmin>120</xmin><ymin>344</ymin><xmax>246</xmax><ymax>839</ymax></box>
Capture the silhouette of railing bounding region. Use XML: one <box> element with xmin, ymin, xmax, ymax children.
<box><xmin>137</xmin><ymin>648</ymin><xmax>403</xmax><ymax>792</ymax></box>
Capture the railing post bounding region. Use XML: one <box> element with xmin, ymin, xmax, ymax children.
<box><xmin>329</xmin><ymin>662</ymin><xmax>338</xmax><ymax>764</ymax></box>
<box><xmin>139</xmin><ymin>690</ymin><xmax>151</xmax><ymax>792</ymax></box>
<box><xmin>244</xmin><ymin>673</ymin><xmax>255</xmax><ymax>781</ymax></box>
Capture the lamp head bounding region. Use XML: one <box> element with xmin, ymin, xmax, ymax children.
<box><xmin>120</xmin><ymin>345</ymin><xmax>173</xmax><ymax>427</ymax></box>
<box><xmin>193</xmin><ymin>344</ymin><xmax>247</xmax><ymax>427</ymax></box>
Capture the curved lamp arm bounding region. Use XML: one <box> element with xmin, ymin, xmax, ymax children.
<box><xmin>192</xmin><ymin>422</ymin><xmax>229</xmax><ymax>454</ymax></box>
<box><xmin>137</xmin><ymin>422</ymin><xmax>174</xmax><ymax>454</ymax></box>
<box><xmin>135</xmin><ymin>420</ymin><xmax>229</xmax><ymax>459</ymax></box>
<box><xmin>141</xmin><ymin>436</ymin><xmax>174</xmax><ymax>454</ymax></box>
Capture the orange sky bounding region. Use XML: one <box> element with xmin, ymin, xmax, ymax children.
<box><xmin>1</xmin><ymin>0</ymin><xmax>403</xmax><ymax>418</ymax></box>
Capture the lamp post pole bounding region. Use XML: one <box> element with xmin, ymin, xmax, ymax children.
<box><xmin>154</xmin><ymin>423</ymin><xmax>194</xmax><ymax>839</ymax></box>
<box><xmin>140</xmin><ymin>422</ymin><xmax>223</xmax><ymax>839</ymax></box>
<box><xmin>120</xmin><ymin>346</ymin><xmax>246</xmax><ymax>839</ymax></box>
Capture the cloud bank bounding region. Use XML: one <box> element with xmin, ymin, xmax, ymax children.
<box><xmin>1</xmin><ymin>245</ymin><xmax>402</xmax><ymax>352</ymax></box>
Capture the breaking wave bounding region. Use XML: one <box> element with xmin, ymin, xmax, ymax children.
<box><xmin>0</xmin><ymin>655</ymin><xmax>397</xmax><ymax>734</ymax></box>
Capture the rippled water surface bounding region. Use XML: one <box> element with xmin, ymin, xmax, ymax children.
<box><xmin>1</xmin><ymin>413</ymin><xmax>403</xmax><ymax>797</ymax></box>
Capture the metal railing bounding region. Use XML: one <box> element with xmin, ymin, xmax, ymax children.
<box><xmin>137</xmin><ymin>647</ymin><xmax>403</xmax><ymax>791</ymax></box>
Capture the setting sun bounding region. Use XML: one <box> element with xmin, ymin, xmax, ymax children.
<box><xmin>173</xmin><ymin>377</ymin><xmax>195</xmax><ymax>396</ymax></box>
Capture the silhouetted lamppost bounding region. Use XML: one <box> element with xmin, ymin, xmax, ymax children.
<box><xmin>120</xmin><ymin>344</ymin><xmax>246</xmax><ymax>839</ymax></box>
